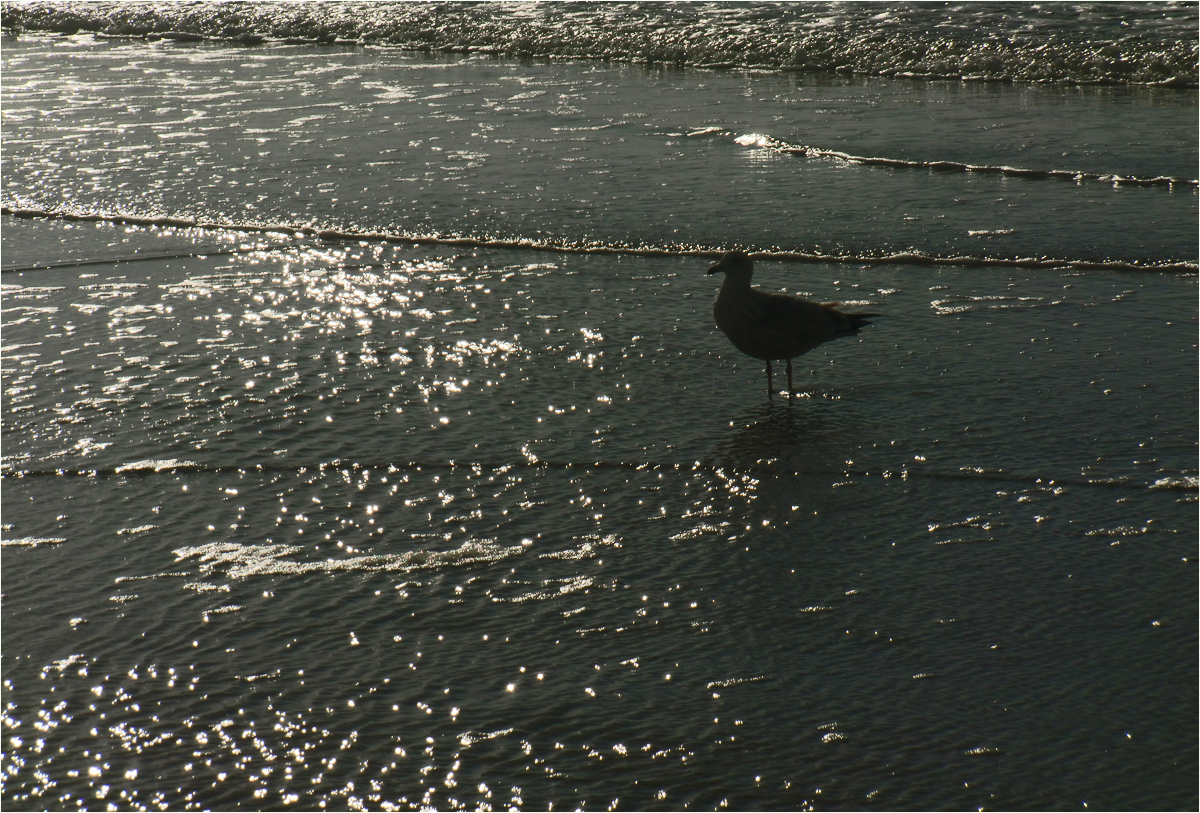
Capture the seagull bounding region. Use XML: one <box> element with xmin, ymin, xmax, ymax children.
<box><xmin>708</xmin><ymin>250</ymin><xmax>878</xmax><ymax>396</ymax></box>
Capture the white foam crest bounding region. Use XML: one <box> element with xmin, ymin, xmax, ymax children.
<box><xmin>9</xmin><ymin>3</ymin><xmax>1192</xmax><ymax>87</ymax></box>
<box><xmin>184</xmin><ymin>582</ymin><xmax>232</xmax><ymax>593</ymax></box>
<box><xmin>48</xmin><ymin>654</ymin><xmax>88</xmax><ymax>673</ymax></box>
<box><xmin>1</xmin><ymin>537</ymin><xmax>66</xmax><ymax>547</ymax></box>
<box><xmin>239</xmin><ymin>669</ymin><xmax>281</xmax><ymax>682</ymax></box>
<box><xmin>114</xmin><ymin>573</ymin><xmax>190</xmax><ymax>583</ymax></box>
<box><xmin>737</xmin><ymin>132</ymin><xmax>1199</xmax><ymax>189</ymax></box>
<box><xmin>1150</xmin><ymin>476</ymin><xmax>1198</xmax><ymax>491</ymax></box>
<box><xmin>706</xmin><ymin>675</ymin><xmax>770</xmax><ymax>689</ymax></box>
<box><xmin>931</xmin><ymin>295</ymin><xmax>1058</xmax><ymax>315</ymax></box>
<box><xmin>1084</xmin><ymin>525</ymin><xmax>1151</xmax><ymax>538</ymax></box>
<box><xmin>538</xmin><ymin>533</ymin><xmax>621</xmax><ymax>561</ymax></box>
<box><xmin>505</xmin><ymin>575</ymin><xmax>595</xmax><ymax>603</ymax></box>
<box><xmin>115</xmin><ymin>458</ymin><xmax>199</xmax><ymax>473</ymax></box>
<box><xmin>173</xmin><ymin>538</ymin><xmax>526</xmax><ymax>580</ymax></box>
<box><xmin>927</xmin><ymin>514</ymin><xmax>1003</xmax><ymax>533</ymax></box>
<box><xmin>459</xmin><ymin>728</ymin><xmax>515</xmax><ymax>747</ymax></box>
<box><xmin>668</xmin><ymin>523</ymin><xmax>727</xmax><ymax>542</ymax></box>
<box><xmin>116</xmin><ymin>524</ymin><xmax>158</xmax><ymax>535</ymax></box>
<box><xmin>4</xmin><ymin>204</ymin><xmax>1195</xmax><ymax>274</ymax></box>
<box><xmin>204</xmin><ymin>604</ymin><xmax>244</xmax><ymax>616</ymax></box>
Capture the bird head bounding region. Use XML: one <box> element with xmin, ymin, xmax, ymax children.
<box><xmin>707</xmin><ymin>250</ymin><xmax>754</xmax><ymax>282</ymax></box>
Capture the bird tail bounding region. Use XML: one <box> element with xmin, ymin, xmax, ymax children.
<box><xmin>821</xmin><ymin>303</ymin><xmax>880</xmax><ymax>333</ymax></box>
<box><xmin>843</xmin><ymin>312</ymin><xmax>879</xmax><ymax>331</ymax></box>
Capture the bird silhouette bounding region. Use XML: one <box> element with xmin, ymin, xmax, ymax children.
<box><xmin>708</xmin><ymin>250</ymin><xmax>878</xmax><ymax>396</ymax></box>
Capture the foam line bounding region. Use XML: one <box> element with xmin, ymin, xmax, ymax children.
<box><xmin>734</xmin><ymin>133</ymin><xmax>1200</xmax><ymax>189</ymax></box>
<box><xmin>4</xmin><ymin>205</ymin><xmax>1195</xmax><ymax>274</ymax></box>
<box><xmin>2</xmin><ymin>4</ymin><xmax>1195</xmax><ymax>88</ymax></box>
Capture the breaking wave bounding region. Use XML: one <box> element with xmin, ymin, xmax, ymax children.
<box><xmin>733</xmin><ymin>133</ymin><xmax>1199</xmax><ymax>189</ymax></box>
<box><xmin>3</xmin><ymin>203</ymin><xmax>1196</xmax><ymax>274</ymax></box>
<box><xmin>2</xmin><ymin>1</ymin><xmax>1196</xmax><ymax>87</ymax></box>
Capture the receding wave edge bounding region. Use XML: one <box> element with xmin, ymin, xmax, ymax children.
<box><xmin>733</xmin><ymin>133</ymin><xmax>1199</xmax><ymax>190</ymax></box>
<box><xmin>3</xmin><ymin>203</ymin><xmax>1195</xmax><ymax>274</ymax></box>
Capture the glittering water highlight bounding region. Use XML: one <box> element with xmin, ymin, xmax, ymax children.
<box><xmin>2</xmin><ymin>5</ymin><xmax>1197</xmax><ymax>811</ymax></box>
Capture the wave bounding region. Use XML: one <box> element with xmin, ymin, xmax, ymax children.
<box><xmin>733</xmin><ymin>133</ymin><xmax>1200</xmax><ymax>190</ymax></box>
<box><xmin>3</xmin><ymin>455</ymin><xmax>1196</xmax><ymax>494</ymax></box>
<box><xmin>2</xmin><ymin>2</ymin><xmax>1196</xmax><ymax>87</ymax></box>
<box><xmin>172</xmin><ymin>538</ymin><xmax>527</xmax><ymax>579</ymax></box>
<box><xmin>4</xmin><ymin>204</ymin><xmax>1196</xmax><ymax>274</ymax></box>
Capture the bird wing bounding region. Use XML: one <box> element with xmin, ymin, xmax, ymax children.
<box><xmin>756</xmin><ymin>291</ymin><xmax>842</xmax><ymax>348</ymax></box>
<box><xmin>714</xmin><ymin>285</ymin><xmax>877</xmax><ymax>361</ymax></box>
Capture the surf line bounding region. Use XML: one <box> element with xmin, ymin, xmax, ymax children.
<box><xmin>734</xmin><ymin>133</ymin><xmax>1200</xmax><ymax>190</ymax></box>
<box><xmin>0</xmin><ymin>244</ymin><xmax>304</xmax><ymax>273</ymax></box>
<box><xmin>3</xmin><ymin>458</ymin><xmax>1193</xmax><ymax>494</ymax></box>
<box><xmin>3</xmin><ymin>204</ymin><xmax>1196</xmax><ymax>273</ymax></box>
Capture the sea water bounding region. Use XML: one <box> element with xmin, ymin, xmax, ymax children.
<box><xmin>1</xmin><ymin>4</ymin><xmax>1197</xmax><ymax>811</ymax></box>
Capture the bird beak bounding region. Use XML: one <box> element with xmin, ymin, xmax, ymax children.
<box><xmin>706</xmin><ymin>262</ymin><xmax>724</xmax><ymax>275</ymax></box>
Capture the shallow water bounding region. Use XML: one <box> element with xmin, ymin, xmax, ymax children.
<box><xmin>2</xmin><ymin>33</ymin><xmax>1197</xmax><ymax>267</ymax></box>
<box><xmin>2</xmin><ymin>10</ymin><xmax>1198</xmax><ymax>812</ymax></box>
<box><xmin>4</xmin><ymin>221</ymin><xmax>1196</xmax><ymax>810</ymax></box>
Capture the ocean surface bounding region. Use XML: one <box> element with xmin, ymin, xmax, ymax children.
<box><xmin>1</xmin><ymin>3</ymin><xmax>1197</xmax><ymax>811</ymax></box>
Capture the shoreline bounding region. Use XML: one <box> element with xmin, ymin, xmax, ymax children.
<box><xmin>5</xmin><ymin>207</ymin><xmax>1197</xmax><ymax>275</ymax></box>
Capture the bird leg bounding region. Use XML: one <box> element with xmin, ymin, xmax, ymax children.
<box><xmin>765</xmin><ymin>359</ymin><xmax>774</xmax><ymax>397</ymax></box>
<box><xmin>786</xmin><ymin>358</ymin><xmax>793</xmax><ymax>396</ymax></box>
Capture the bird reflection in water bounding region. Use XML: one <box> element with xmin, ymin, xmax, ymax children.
<box><xmin>717</xmin><ymin>399</ymin><xmax>859</xmax><ymax>475</ymax></box>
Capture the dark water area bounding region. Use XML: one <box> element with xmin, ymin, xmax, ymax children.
<box><xmin>3</xmin><ymin>219</ymin><xmax>1196</xmax><ymax>811</ymax></box>
<box><xmin>2</xmin><ymin>5</ymin><xmax>1198</xmax><ymax>811</ymax></box>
